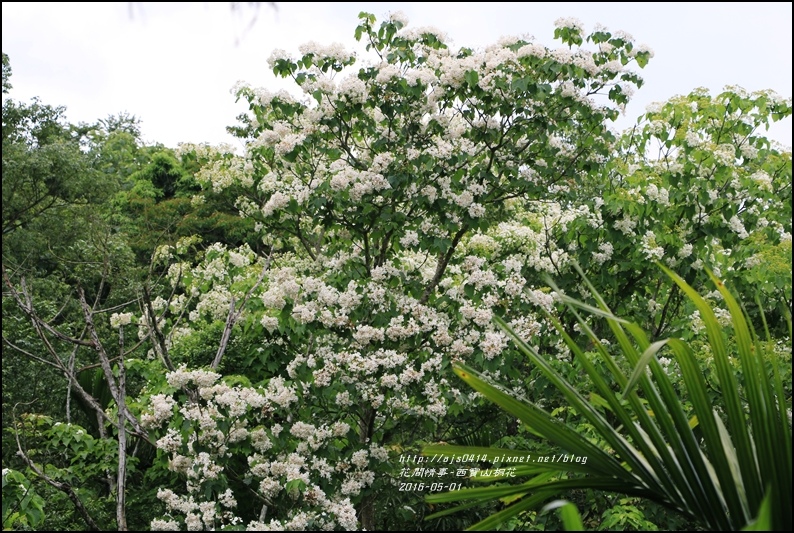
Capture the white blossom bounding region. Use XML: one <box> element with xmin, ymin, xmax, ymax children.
<box><xmin>110</xmin><ymin>312</ymin><xmax>134</xmax><ymax>328</ymax></box>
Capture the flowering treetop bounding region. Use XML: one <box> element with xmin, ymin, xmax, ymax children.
<box><xmin>150</xmin><ymin>11</ymin><xmax>660</xmax><ymax>531</ymax></box>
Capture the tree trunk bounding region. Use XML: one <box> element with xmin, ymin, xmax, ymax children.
<box><xmin>116</xmin><ymin>329</ymin><xmax>128</xmax><ymax>531</ymax></box>
<box><xmin>357</xmin><ymin>405</ymin><xmax>376</xmax><ymax>530</ymax></box>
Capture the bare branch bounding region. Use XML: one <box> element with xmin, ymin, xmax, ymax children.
<box><xmin>116</xmin><ymin>327</ymin><xmax>128</xmax><ymax>531</ymax></box>
<box><xmin>1</xmin><ymin>286</ymin><xmax>118</xmax><ymax>430</ymax></box>
<box><xmin>142</xmin><ymin>283</ymin><xmax>175</xmax><ymax>372</ymax></box>
<box><xmin>212</xmin><ymin>254</ymin><xmax>272</xmax><ymax>369</ymax></box>
<box><xmin>1</xmin><ymin>270</ymin><xmax>94</xmax><ymax>348</ymax></box>
<box><xmin>77</xmin><ymin>288</ymin><xmax>149</xmax><ymax>441</ymax></box>
<box><xmin>2</xmin><ymin>335</ymin><xmax>63</xmax><ymax>369</ymax></box>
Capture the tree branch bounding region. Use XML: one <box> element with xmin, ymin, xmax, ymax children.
<box><xmin>212</xmin><ymin>253</ymin><xmax>272</xmax><ymax>369</ymax></box>
<box><xmin>77</xmin><ymin>288</ymin><xmax>149</xmax><ymax>441</ymax></box>
<box><xmin>420</xmin><ymin>225</ymin><xmax>468</xmax><ymax>305</ymax></box>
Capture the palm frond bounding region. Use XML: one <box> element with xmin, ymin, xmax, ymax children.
<box><xmin>423</xmin><ymin>266</ymin><xmax>792</xmax><ymax>530</ymax></box>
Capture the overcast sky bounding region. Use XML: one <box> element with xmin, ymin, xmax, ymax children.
<box><xmin>2</xmin><ymin>2</ymin><xmax>792</xmax><ymax>149</ymax></box>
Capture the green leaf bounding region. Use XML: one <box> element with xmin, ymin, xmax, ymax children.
<box><xmin>464</xmin><ymin>70</ymin><xmax>479</xmax><ymax>88</ymax></box>
<box><xmin>742</xmin><ymin>490</ymin><xmax>773</xmax><ymax>531</ymax></box>
<box><xmin>542</xmin><ymin>500</ymin><xmax>585</xmax><ymax>531</ymax></box>
<box><xmin>624</xmin><ymin>340</ymin><xmax>667</xmax><ymax>396</ymax></box>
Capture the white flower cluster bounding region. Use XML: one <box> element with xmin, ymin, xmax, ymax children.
<box><xmin>337</xmin><ymin>74</ymin><xmax>368</xmax><ymax>103</ymax></box>
<box><xmin>554</xmin><ymin>17</ymin><xmax>585</xmax><ymax>32</ymax></box>
<box><xmin>645</xmin><ymin>184</ymin><xmax>670</xmax><ymax>206</ymax></box>
<box><xmin>641</xmin><ymin>231</ymin><xmax>665</xmax><ymax>261</ymax></box>
<box><xmin>328</xmin><ymin>159</ymin><xmax>391</xmax><ymax>201</ymax></box>
<box><xmin>592</xmin><ymin>241</ymin><xmax>614</xmax><ymax>265</ymax></box>
<box><xmin>678</xmin><ymin>243</ymin><xmax>694</xmax><ymax>259</ymax></box>
<box><xmin>614</xmin><ymin>215</ymin><xmax>637</xmax><ymax>237</ymax></box>
<box><xmin>749</xmin><ymin>170</ymin><xmax>773</xmax><ymax>191</ymax></box>
<box><xmin>166</xmin><ymin>366</ymin><xmax>222</xmax><ymax>388</ymax></box>
<box><xmin>298</xmin><ymin>41</ymin><xmax>354</xmax><ymax>65</ymax></box>
<box><xmin>727</xmin><ymin>215</ymin><xmax>749</xmax><ymax>239</ymax></box>
<box><xmin>397</xmin><ymin>25</ymin><xmax>448</xmax><ymax>43</ymax></box>
<box><xmin>148</xmin><ymin>362</ymin><xmax>372</xmax><ymax>530</ymax></box>
<box><xmin>155</xmin><ymin>486</ymin><xmax>238</xmax><ymax>531</ymax></box>
<box><xmin>137</xmin><ymin>313</ymin><xmax>165</xmax><ymax>342</ymax></box>
<box><xmin>267</xmin><ymin>48</ymin><xmax>293</xmax><ymax>69</ymax></box>
<box><xmin>193</xmin><ymin>286</ymin><xmax>232</xmax><ymax>321</ymax></box>
<box><xmin>195</xmin><ymin>155</ymin><xmax>252</xmax><ymax>193</ymax></box>
<box><xmin>110</xmin><ymin>312</ymin><xmax>134</xmax><ymax>328</ymax></box>
<box><xmin>631</xmin><ymin>43</ymin><xmax>655</xmax><ymax>58</ymax></box>
<box><xmin>388</xmin><ymin>10</ymin><xmax>409</xmax><ymax>26</ymax></box>
<box><xmin>142</xmin><ymin>394</ymin><xmax>177</xmax><ymax>428</ymax></box>
<box><xmin>480</xmin><ymin>331</ymin><xmax>508</xmax><ymax>360</ymax></box>
<box><xmin>153</xmin><ymin>244</ymin><xmax>173</xmax><ymax>265</ymax></box>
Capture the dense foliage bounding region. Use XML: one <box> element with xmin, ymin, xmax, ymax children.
<box><xmin>2</xmin><ymin>11</ymin><xmax>791</xmax><ymax>531</ymax></box>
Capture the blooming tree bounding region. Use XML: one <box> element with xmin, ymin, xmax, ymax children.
<box><xmin>140</xmin><ymin>11</ymin><xmax>657</xmax><ymax>530</ymax></box>
<box><xmin>3</xmin><ymin>11</ymin><xmax>790</xmax><ymax>531</ymax></box>
<box><xmin>555</xmin><ymin>86</ymin><xmax>791</xmax><ymax>339</ymax></box>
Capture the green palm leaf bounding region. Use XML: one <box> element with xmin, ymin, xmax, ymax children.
<box><xmin>422</xmin><ymin>267</ymin><xmax>791</xmax><ymax>530</ymax></box>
